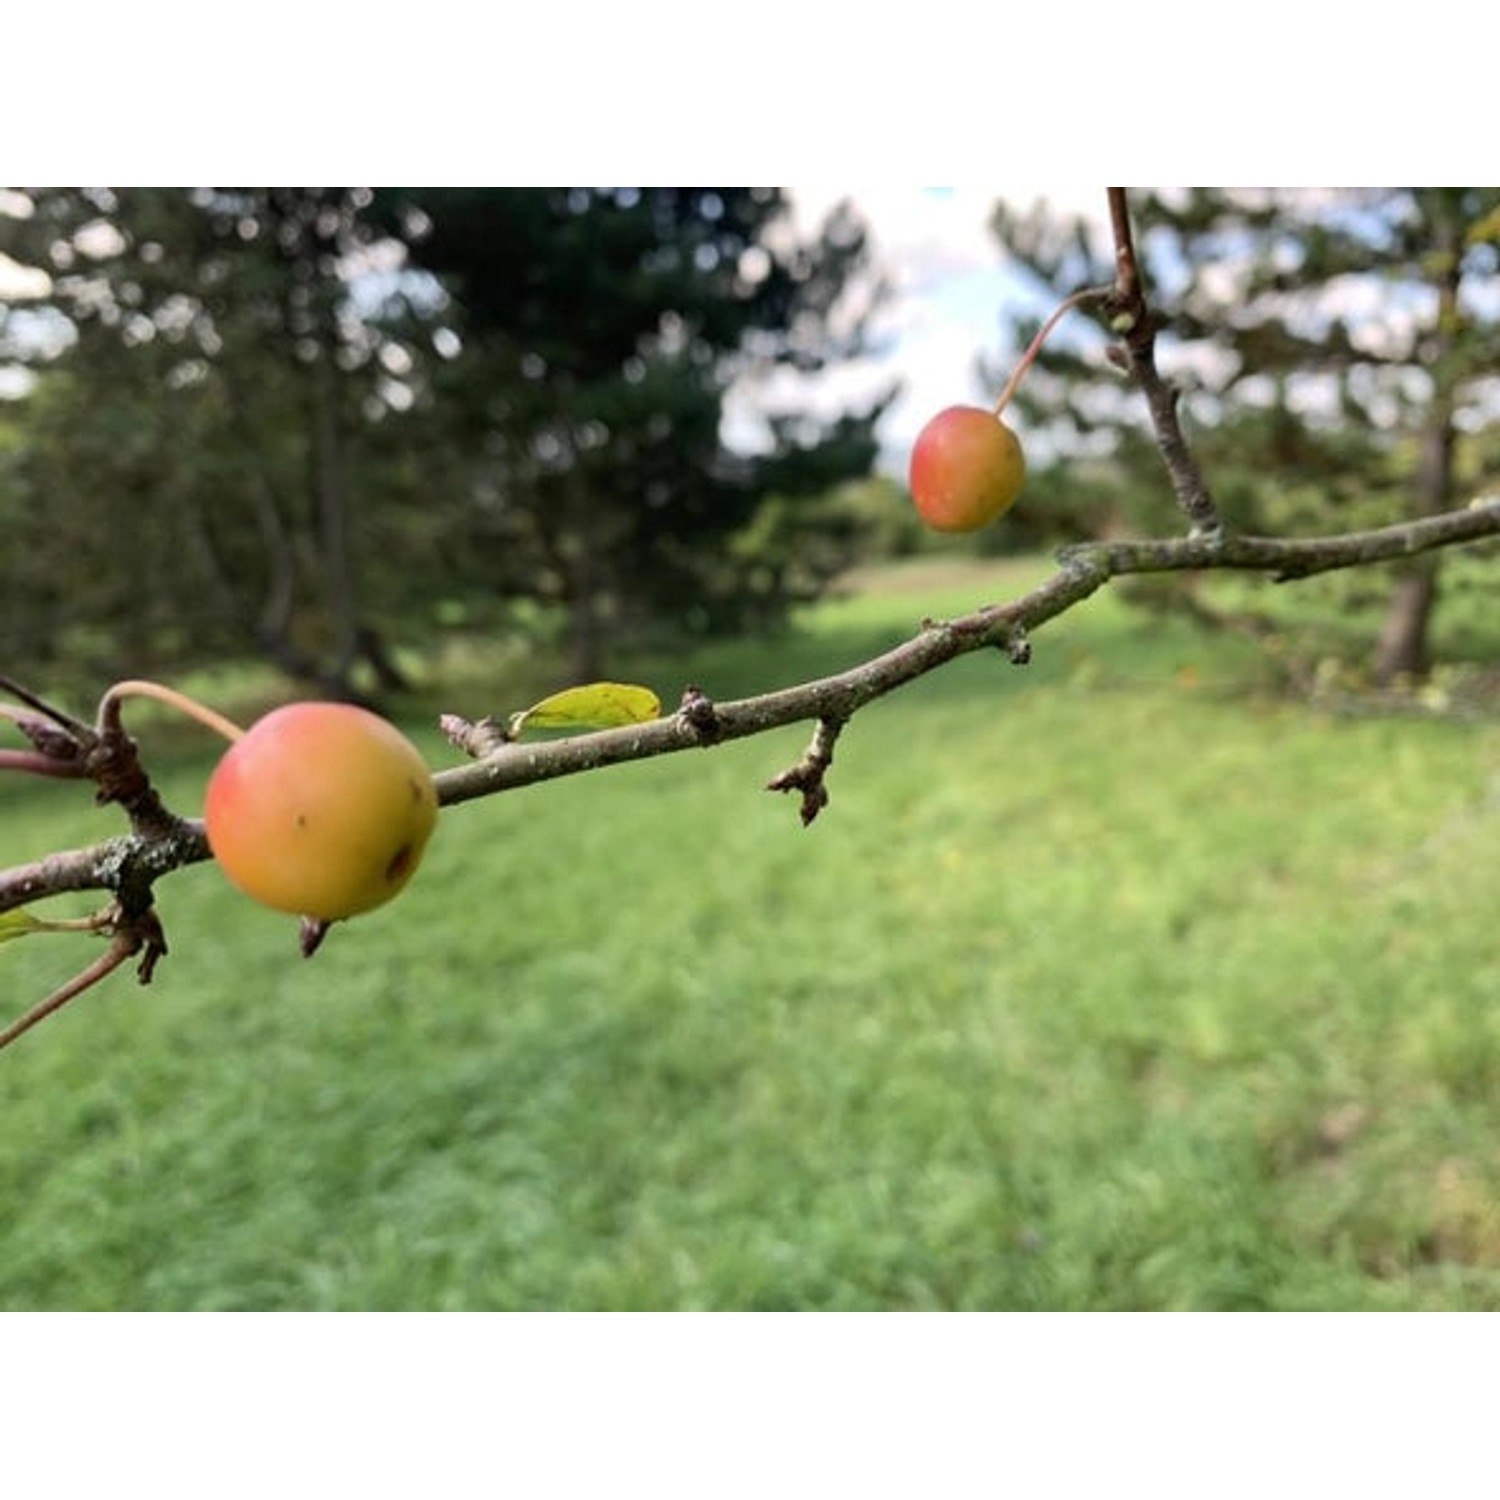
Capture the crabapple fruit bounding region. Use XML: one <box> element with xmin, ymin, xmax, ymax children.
<box><xmin>908</xmin><ymin>405</ymin><xmax>1026</xmax><ymax>533</ymax></box>
<box><xmin>204</xmin><ymin>702</ymin><xmax>439</xmax><ymax>922</ymax></box>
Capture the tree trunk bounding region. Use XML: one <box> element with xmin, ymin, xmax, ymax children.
<box><xmin>355</xmin><ymin>624</ymin><xmax>412</xmax><ymax>695</ymax></box>
<box><xmin>311</xmin><ymin>347</ymin><xmax>362</xmax><ymax>698</ymax></box>
<box><xmin>1372</xmin><ymin>561</ymin><xmax>1440</xmax><ymax>684</ymax></box>
<box><xmin>562</xmin><ymin>471</ymin><xmax>612</xmax><ymax>683</ymax></box>
<box><xmin>1370</xmin><ymin>200</ymin><xmax>1462</xmax><ymax>688</ymax></box>
<box><xmin>566</xmin><ymin>539</ymin><xmax>606</xmax><ymax>684</ymax></box>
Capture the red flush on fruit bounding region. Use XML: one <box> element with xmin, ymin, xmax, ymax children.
<box><xmin>908</xmin><ymin>406</ymin><xmax>1026</xmax><ymax>533</ymax></box>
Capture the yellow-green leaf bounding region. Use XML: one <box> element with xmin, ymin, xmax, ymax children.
<box><xmin>0</xmin><ymin>909</ymin><xmax>45</xmax><ymax>945</ymax></box>
<box><xmin>509</xmin><ymin>682</ymin><xmax>661</xmax><ymax>738</ymax></box>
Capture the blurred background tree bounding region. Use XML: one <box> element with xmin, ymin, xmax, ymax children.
<box><xmin>988</xmin><ymin>187</ymin><xmax>1500</xmax><ymax>683</ymax></box>
<box><xmin>0</xmin><ymin>188</ymin><xmax>890</xmax><ymax>694</ymax></box>
<box><xmin>372</xmin><ymin>187</ymin><xmax>890</xmax><ymax>680</ymax></box>
<box><xmin>0</xmin><ymin>188</ymin><xmax>415</xmax><ymax>697</ymax></box>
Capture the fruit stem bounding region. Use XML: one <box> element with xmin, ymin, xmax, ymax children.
<box><xmin>101</xmin><ymin>680</ymin><xmax>247</xmax><ymax>744</ymax></box>
<box><xmin>992</xmin><ymin>284</ymin><xmax>1109</xmax><ymax>417</ymax></box>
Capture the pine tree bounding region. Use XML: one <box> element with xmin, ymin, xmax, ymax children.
<box><xmin>989</xmin><ymin>188</ymin><xmax>1500</xmax><ymax>680</ymax></box>
<box><xmin>382</xmin><ymin>188</ymin><xmax>891</xmax><ymax>678</ymax></box>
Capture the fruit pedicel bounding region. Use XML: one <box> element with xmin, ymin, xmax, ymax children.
<box><xmin>908</xmin><ymin>286</ymin><xmax>1100</xmax><ymax>534</ymax></box>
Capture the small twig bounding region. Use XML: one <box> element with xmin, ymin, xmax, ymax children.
<box><xmin>1108</xmin><ymin>187</ymin><xmax>1142</xmax><ymax>307</ymax></box>
<box><xmin>0</xmin><ymin>920</ymin><xmax>137</xmax><ymax>1052</ymax></box>
<box><xmin>440</xmin><ymin>713</ymin><xmax>512</xmax><ymax>759</ymax></box>
<box><xmin>1104</xmin><ymin>186</ymin><xmax>1222</xmax><ymax>537</ymax></box>
<box><xmin>0</xmin><ymin>748</ymin><xmax>84</xmax><ymax>779</ymax></box>
<box><xmin>0</xmin><ymin>675</ymin><xmax>94</xmax><ymax>740</ymax></box>
<box><xmin>0</xmin><ymin>682</ymin><xmax>93</xmax><ymax>778</ymax></box>
<box><xmin>767</xmin><ymin>716</ymin><xmax>845</xmax><ymax>826</ymax></box>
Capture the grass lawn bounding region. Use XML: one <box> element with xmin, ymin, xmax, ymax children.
<box><xmin>4</xmin><ymin>556</ymin><xmax>1500</xmax><ymax>1309</ymax></box>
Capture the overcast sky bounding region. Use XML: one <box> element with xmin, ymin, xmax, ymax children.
<box><xmin>768</xmin><ymin>186</ymin><xmax>1111</xmax><ymax>471</ymax></box>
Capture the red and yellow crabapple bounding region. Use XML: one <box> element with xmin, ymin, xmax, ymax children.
<box><xmin>204</xmin><ymin>702</ymin><xmax>439</xmax><ymax>922</ymax></box>
<box><xmin>908</xmin><ymin>405</ymin><xmax>1026</xmax><ymax>533</ymax></box>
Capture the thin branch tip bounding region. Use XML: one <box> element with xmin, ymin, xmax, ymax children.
<box><xmin>767</xmin><ymin>715</ymin><xmax>845</xmax><ymax>828</ymax></box>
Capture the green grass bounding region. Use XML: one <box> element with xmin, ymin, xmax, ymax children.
<box><xmin>4</xmin><ymin>557</ymin><xmax>1500</xmax><ymax>1308</ymax></box>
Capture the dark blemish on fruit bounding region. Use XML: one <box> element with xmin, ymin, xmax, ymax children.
<box><xmin>385</xmin><ymin>843</ymin><xmax>414</xmax><ymax>884</ymax></box>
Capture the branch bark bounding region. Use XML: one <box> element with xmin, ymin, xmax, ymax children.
<box><xmin>1103</xmin><ymin>186</ymin><xmax>1223</xmax><ymax>537</ymax></box>
<box><xmin>6</xmin><ymin>497</ymin><xmax>1499</xmax><ymax>925</ymax></box>
<box><xmin>430</xmin><ymin>501</ymin><xmax>1500</xmax><ymax>806</ymax></box>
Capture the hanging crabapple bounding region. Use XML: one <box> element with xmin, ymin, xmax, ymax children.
<box><xmin>908</xmin><ymin>405</ymin><xmax>1027</xmax><ymax>533</ymax></box>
